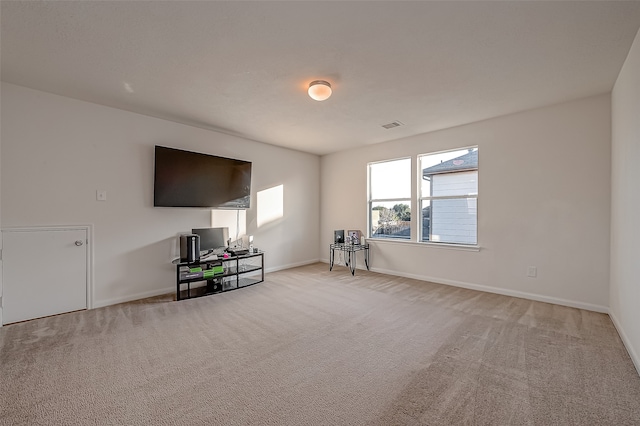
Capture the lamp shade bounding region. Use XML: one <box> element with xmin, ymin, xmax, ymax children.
<box><xmin>308</xmin><ymin>80</ymin><xmax>332</xmax><ymax>101</ymax></box>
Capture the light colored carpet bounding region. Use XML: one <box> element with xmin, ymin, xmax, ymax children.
<box><xmin>1</xmin><ymin>263</ymin><xmax>639</xmax><ymax>425</ymax></box>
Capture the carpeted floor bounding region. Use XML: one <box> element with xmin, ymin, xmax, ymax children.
<box><xmin>1</xmin><ymin>263</ymin><xmax>639</xmax><ymax>425</ymax></box>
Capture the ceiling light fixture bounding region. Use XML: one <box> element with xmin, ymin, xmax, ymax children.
<box><xmin>308</xmin><ymin>80</ymin><xmax>332</xmax><ymax>101</ymax></box>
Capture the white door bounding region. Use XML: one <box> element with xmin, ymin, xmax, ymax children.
<box><xmin>2</xmin><ymin>228</ymin><xmax>88</xmax><ymax>324</ymax></box>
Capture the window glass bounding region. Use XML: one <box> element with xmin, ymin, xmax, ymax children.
<box><xmin>420</xmin><ymin>148</ymin><xmax>478</xmax><ymax>245</ymax></box>
<box><xmin>370</xmin><ymin>201</ymin><xmax>411</xmax><ymax>239</ymax></box>
<box><xmin>429</xmin><ymin>198</ymin><xmax>477</xmax><ymax>244</ymax></box>
<box><xmin>370</xmin><ymin>158</ymin><xmax>411</xmax><ymax>200</ymax></box>
<box><xmin>368</xmin><ymin>158</ymin><xmax>411</xmax><ymax>239</ymax></box>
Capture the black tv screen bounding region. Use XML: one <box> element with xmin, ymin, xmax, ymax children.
<box><xmin>154</xmin><ymin>146</ymin><xmax>251</xmax><ymax>208</ymax></box>
<box><xmin>192</xmin><ymin>227</ymin><xmax>229</xmax><ymax>254</ymax></box>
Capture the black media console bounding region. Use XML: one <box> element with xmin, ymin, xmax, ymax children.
<box><xmin>173</xmin><ymin>251</ymin><xmax>264</xmax><ymax>300</ymax></box>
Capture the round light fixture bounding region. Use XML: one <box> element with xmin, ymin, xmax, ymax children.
<box><xmin>308</xmin><ymin>80</ymin><xmax>332</xmax><ymax>101</ymax></box>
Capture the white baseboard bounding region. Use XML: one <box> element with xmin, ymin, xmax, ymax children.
<box><xmin>323</xmin><ymin>261</ymin><xmax>639</xmax><ymax>377</ymax></box>
<box><xmin>320</xmin><ymin>256</ymin><xmax>357</xmax><ymax>269</ymax></box>
<box><xmin>609</xmin><ymin>311</ymin><xmax>640</xmax><ymax>377</ymax></box>
<box><xmin>89</xmin><ymin>259</ymin><xmax>638</xmax><ymax>379</ymax></box>
<box><xmin>370</xmin><ymin>266</ymin><xmax>609</xmax><ymax>313</ymax></box>
<box><xmin>93</xmin><ymin>286</ymin><xmax>174</xmax><ymax>309</ymax></box>
<box><xmin>92</xmin><ymin>259</ymin><xmax>320</xmax><ymax>309</ymax></box>
<box><xmin>318</xmin><ymin>259</ymin><xmax>608</xmax><ymax>313</ymax></box>
<box><xmin>93</xmin><ymin>259</ymin><xmax>609</xmax><ymax>316</ymax></box>
<box><xmin>265</xmin><ymin>258</ymin><xmax>320</xmax><ymax>274</ymax></box>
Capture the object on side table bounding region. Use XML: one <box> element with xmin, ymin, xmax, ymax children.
<box><xmin>200</xmin><ymin>253</ymin><xmax>218</xmax><ymax>261</ymax></box>
<box><xmin>347</xmin><ymin>230</ymin><xmax>362</xmax><ymax>244</ymax></box>
<box><xmin>334</xmin><ymin>230</ymin><xmax>345</xmax><ymax>243</ymax></box>
<box><xmin>227</xmin><ymin>247</ymin><xmax>249</xmax><ymax>256</ymax></box>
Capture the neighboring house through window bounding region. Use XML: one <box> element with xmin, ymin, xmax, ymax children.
<box><xmin>420</xmin><ymin>148</ymin><xmax>478</xmax><ymax>245</ymax></box>
<box><xmin>367</xmin><ymin>148</ymin><xmax>478</xmax><ymax>246</ymax></box>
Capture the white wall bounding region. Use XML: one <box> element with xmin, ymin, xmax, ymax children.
<box><xmin>321</xmin><ymin>94</ymin><xmax>611</xmax><ymax>311</ymax></box>
<box><xmin>611</xmin><ymin>28</ymin><xmax>640</xmax><ymax>373</ymax></box>
<box><xmin>0</xmin><ymin>82</ymin><xmax>3</xmax><ymax>322</ymax></box>
<box><xmin>1</xmin><ymin>82</ymin><xmax>320</xmax><ymax>307</ymax></box>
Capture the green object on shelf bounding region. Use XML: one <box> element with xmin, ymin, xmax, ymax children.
<box><xmin>211</xmin><ymin>265</ymin><xmax>224</xmax><ymax>274</ymax></box>
<box><xmin>189</xmin><ymin>267</ymin><xmax>203</xmax><ymax>273</ymax></box>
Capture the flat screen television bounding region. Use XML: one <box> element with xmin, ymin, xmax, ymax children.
<box><xmin>154</xmin><ymin>146</ymin><xmax>251</xmax><ymax>208</ymax></box>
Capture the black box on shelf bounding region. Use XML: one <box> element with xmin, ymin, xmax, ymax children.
<box><xmin>180</xmin><ymin>234</ymin><xmax>201</xmax><ymax>262</ymax></box>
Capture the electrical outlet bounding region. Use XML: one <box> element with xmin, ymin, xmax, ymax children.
<box><xmin>527</xmin><ymin>266</ymin><xmax>537</xmax><ymax>278</ymax></box>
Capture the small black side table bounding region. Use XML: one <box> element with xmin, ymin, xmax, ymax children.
<box><xmin>329</xmin><ymin>243</ymin><xmax>370</xmax><ymax>275</ymax></box>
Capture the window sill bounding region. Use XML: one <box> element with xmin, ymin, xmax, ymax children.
<box><xmin>366</xmin><ymin>238</ymin><xmax>480</xmax><ymax>252</ymax></box>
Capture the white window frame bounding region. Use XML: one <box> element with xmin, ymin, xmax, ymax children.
<box><xmin>419</xmin><ymin>147</ymin><xmax>478</xmax><ymax>246</ymax></box>
<box><xmin>367</xmin><ymin>157</ymin><xmax>412</xmax><ymax>240</ymax></box>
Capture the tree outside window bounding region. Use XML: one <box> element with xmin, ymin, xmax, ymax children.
<box><xmin>368</xmin><ymin>158</ymin><xmax>411</xmax><ymax>240</ymax></box>
<box><xmin>367</xmin><ymin>149</ymin><xmax>477</xmax><ymax>246</ymax></box>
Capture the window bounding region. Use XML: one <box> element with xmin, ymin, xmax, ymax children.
<box><xmin>420</xmin><ymin>147</ymin><xmax>478</xmax><ymax>245</ymax></box>
<box><xmin>368</xmin><ymin>158</ymin><xmax>411</xmax><ymax>240</ymax></box>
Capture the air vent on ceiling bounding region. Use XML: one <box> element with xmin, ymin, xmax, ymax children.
<box><xmin>381</xmin><ymin>121</ymin><xmax>404</xmax><ymax>129</ymax></box>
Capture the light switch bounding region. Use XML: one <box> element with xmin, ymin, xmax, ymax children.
<box><xmin>96</xmin><ymin>190</ymin><xmax>107</xmax><ymax>201</ymax></box>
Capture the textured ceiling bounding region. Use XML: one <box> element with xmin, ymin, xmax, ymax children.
<box><xmin>2</xmin><ymin>1</ymin><xmax>640</xmax><ymax>155</ymax></box>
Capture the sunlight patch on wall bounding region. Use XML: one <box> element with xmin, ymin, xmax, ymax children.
<box><xmin>258</xmin><ymin>185</ymin><xmax>284</xmax><ymax>228</ymax></box>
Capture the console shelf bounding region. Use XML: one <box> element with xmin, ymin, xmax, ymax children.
<box><xmin>173</xmin><ymin>251</ymin><xmax>264</xmax><ymax>301</ymax></box>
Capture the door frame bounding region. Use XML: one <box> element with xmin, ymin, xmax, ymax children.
<box><xmin>0</xmin><ymin>224</ymin><xmax>94</xmax><ymax>326</ymax></box>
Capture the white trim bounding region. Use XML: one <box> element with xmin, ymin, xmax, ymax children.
<box><xmin>367</xmin><ymin>238</ymin><xmax>480</xmax><ymax>252</ymax></box>
<box><xmin>368</xmin><ymin>157</ymin><xmax>413</xmax><ymax>239</ymax></box>
<box><xmin>368</xmin><ymin>155</ymin><xmax>412</xmax><ymax>167</ymax></box>
<box><xmin>318</xmin><ymin>259</ymin><xmax>608</xmax><ymax>313</ymax></box>
<box><xmin>93</xmin><ymin>286</ymin><xmax>174</xmax><ymax>309</ymax></box>
<box><xmin>368</xmin><ymin>266</ymin><xmax>608</xmax><ymax>312</ymax></box>
<box><xmin>92</xmin><ymin>258</ymin><xmax>320</xmax><ymax>308</ymax></box>
<box><xmin>369</xmin><ymin>198</ymin><xmax>413</xmax><ymax>203</ymax></box>
<box><xmin>87</xmin><ymin>225</ymin><xmax>95</xmax><ymax>310</ymax></box>
<box><xmin>417</xmin><ymin>144</ymin><xmax>479</xmax><ymax>159</ymax></box>
<box><xmin>420</xmin><ymin>194</ymin><xmax>478</xmax><ymax>201</ymax></box>
<box><xmin>265</xmin><ymin>258</ymin><xmax>320</xmax><ymax>274</ymax></box>
<box><xmin>609</xmin><ymin>311</ymin><xmax>640</xmax><ymax>377</ymax></box>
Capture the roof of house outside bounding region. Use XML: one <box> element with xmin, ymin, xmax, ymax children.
<box><xmin>422</xmin><ymin>149</ymin><xmax>478</xmax><ymax>178</ymax></box>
